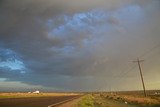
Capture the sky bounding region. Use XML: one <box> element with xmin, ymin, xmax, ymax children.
<box><xmin>0</xmin><ymin>0</ymin><xmax>160</xmax><ymax>92</ymax></box>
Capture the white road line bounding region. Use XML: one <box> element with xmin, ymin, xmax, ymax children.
<box><xmin>47</xmin><ymin>97</ymin><xmax>79</xmax><ymax>107</ymax></box>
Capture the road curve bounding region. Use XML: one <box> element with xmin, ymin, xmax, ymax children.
<box><xmin>0</xmin><ymin>95</ymin><xmax>80</xmax><ymax>107</ymax></box>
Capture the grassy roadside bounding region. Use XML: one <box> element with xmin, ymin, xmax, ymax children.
<box><xmin>77</xmin><ymin>94</ymin><xmax>139</xmax><ymax>107</ymax></box>
<box><xmin>78</xmin><ymin>94</ymin><xmax>94</xmax><ymax>107</ymax></box>
<box><xmin>102</xmin><ymin>93</ymin><xmax>160</xmax><ymax>107</ymax></box>
<box><xmin>94</xmin><ymin>94</ymin><xmax>140</xmax><ymax>107</ymax></box>
<box><xmin>77</xmin><ymin>93</ymin><xmax>160</xmax><ymax>107</ymax></box>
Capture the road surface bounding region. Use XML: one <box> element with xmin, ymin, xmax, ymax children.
<box><xmin>0</xmin><ymin>95</ymin><xmax>80</xmax><ymax>107</ymax></box>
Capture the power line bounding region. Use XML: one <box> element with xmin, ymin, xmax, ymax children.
<box><xmin>113</xmin><ymin>42</ymin><xmax>160</xmax><ymax>78</ymax></box>
<box><xmin>139</xmin><ymin>43</ymin><xmax>160</xmax><ymax>58</ymax></box>
<box><xmin>115</xmin><ymin>65</ymin><xmax>137</xmax><ymax>81</ymax></box>
<box><xmin>116</xmin><ymin>42</ymin><xmax>160</xmax><ymax>83</ymax></box>
<box><xmin>108</xmin><ymin>42</ymin><xmax>160</xmax><ymax>92</ymax></box>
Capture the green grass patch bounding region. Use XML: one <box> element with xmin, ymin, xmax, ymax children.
<box><xmin>78</xmin><ymin>94</ymin><xmax>94</xmax><ymax>107</ymax></box>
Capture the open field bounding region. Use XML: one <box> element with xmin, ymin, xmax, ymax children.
<box><xmin>0</xmin><ymin>92</ymin><xmax>80</xmax><ymax>99</ymax></box>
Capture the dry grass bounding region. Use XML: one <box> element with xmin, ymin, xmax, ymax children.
<box><xmin>121</xmin><ymin>95</ymin><xmax>159</xmax><ymax>106</ymax></box>
<box><xmin>102</xmin><ymin>93</ymin><xmax>160</xmax><ymax>107</ymax></box>
<box><xmin>0</xmin><ymin>92</ymin><xmax>80</xmax><ymax>99</ymax></box>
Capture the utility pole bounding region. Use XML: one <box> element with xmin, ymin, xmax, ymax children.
<box><xmin>133</xmin><ymin>58</ymin><xmax>147</xmax><ymax>97</ymax></box>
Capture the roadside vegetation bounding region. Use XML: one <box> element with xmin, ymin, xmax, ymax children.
<box><xmin>77</xmin><ymin>93</ymin><xmax>160</xmax><ymax>107</ymax></box>
<box><xmin>78</xmin><ymin>94</ymin><xmax>94</xmax><ymax>107</ymax></box>
<box><xmin>102</xmin><ymin>93</ymin><xmax>160</xmax><ymax>107</ymax></box>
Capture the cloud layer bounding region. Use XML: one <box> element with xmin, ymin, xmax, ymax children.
<box><xmin>0</xmin><ymin>0</ymin><xmax>160</xmax><ymax>91</ymax></box>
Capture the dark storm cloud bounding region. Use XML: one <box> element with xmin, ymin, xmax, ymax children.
<box><xmin>0</xmin><ymin>0</ymin><xmax>160</xmax><ymax>91</ymax></box>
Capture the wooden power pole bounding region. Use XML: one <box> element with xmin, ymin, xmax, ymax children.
<box><xmin>133</xmin><ymin>58</ymin><xmax>147</xmax><ymax>97</ymax></box>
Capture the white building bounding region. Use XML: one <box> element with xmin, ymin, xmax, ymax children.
<box><xmin>33</xmin><ymin>90</ymin><xmax>40</xmax><ymax>94</ymax></box>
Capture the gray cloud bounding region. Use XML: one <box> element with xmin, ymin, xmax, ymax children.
<box><xmin>0</xmin><ymin>0</ymin><xmax>160</xmax><ymax>91</ymax></box>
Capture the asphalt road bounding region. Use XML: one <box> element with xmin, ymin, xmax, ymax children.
<box><xmin>0</xmin><ymin>95</ymin><xmax>79</xmax><ymax>107</ymax></box>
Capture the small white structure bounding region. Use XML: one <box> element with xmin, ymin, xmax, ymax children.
<box><xmin>125</xmin><ymin>101</ymin><xmax>128</xmax><ymax>104</ymax></box>
<box><xmin>33</xmin><ymin>90</ymin><xmax>40</xmax><ymax>94</ymax></box>
<box><xmin>154</xmin><ymin>92</ymin><xmax>160</xmax><ymax>95</ymax></box>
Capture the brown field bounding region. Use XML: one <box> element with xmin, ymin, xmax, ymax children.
<box><xmin>0</xmin><ymin>92</ymin><xmax>80</xmax><ymax>99</ymax></box>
